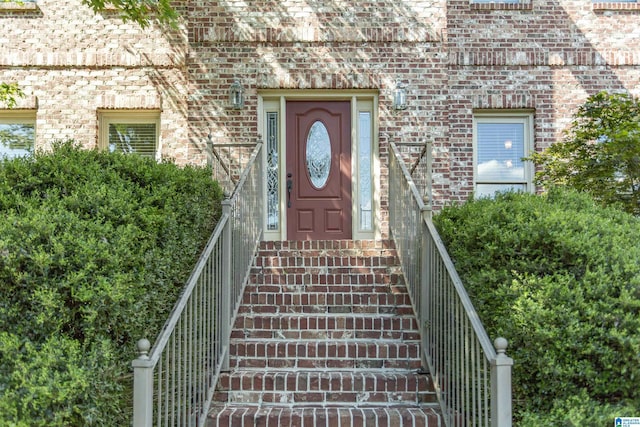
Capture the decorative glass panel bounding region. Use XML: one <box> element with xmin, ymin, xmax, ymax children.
<box><xmin>266</xmin><ymin>112</ymin><xmax>279</xmax><ymax>231</ymax></box>
<box><xmin>108</xmin><ymin>123</ymin><xmax>156</xmax><ymax>158</ymax></box>
<box><xmin>305</xmin><ymin>121</ymin><xmax>331</xmax><ymax>188</ymax></box>
<box><xmin>0</xmin><ymin>122</ymin><xmax>34</xmax><ymax>159</ymax></box>
<box><xmin>358</xmin><ymin>112</ymin><xmax>373</xmax><ymax>231</ymax></box>
<box><xmin>477</xmin><ymin>123</ymin><xmax>525</xmax><ymax>182</ymax></box>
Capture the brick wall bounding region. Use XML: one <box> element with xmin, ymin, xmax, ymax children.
<box><xmin>0</xmin><ymin>0</ymin><xmax>191</xmax><ymax>161</ymax></box>
<box><xmin>442</xmin><ymin>0</ymin><xmax>640</xmax><ymax>204</ymax></box>
<box><xmin>2</xmin><ymin>0</ymin><xmax>639</xmax><ymax>218</ymax></box>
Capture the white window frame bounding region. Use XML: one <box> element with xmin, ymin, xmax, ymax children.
<box><xmin>98</xmin><ymin>110</ymin><xmax>161</xmax><ymax>160</ymax></box>
<box><xmin>473</xmin><ymin>110</ymin><xmax>534</xmax><ymax>198</ymax></box>
<box><xmin>0</xmin><ymin>110</ymin><xmax>36</xmax><ymax>159</ymax></box>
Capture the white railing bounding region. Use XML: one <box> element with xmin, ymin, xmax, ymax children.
<box><xmin>131</xmin><ymin>143</ymin><xmax>264</xmax><ymax>427</ymax></box>
<box><xmin>389</xmin><ymin>141</ymin><xmax>513</xmax><ymax>427</ymax></box>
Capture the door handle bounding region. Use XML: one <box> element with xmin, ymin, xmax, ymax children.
<box><xmin>286</xmin><ymin>173</ymin><xmax>293</xmax><ymax>208</ymax></box>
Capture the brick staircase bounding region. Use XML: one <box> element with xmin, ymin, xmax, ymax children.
<box><xmin>207</xmin><ymin>240</ymin><xmax>442</xmax><ymax>426</ymax></box>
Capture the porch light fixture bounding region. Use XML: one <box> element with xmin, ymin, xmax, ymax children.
<box><xmin>229</xmin><ymin>80</ymin><xmax>245</xmax><ymax>110</ymax></box>
<box><xmin>393</xmin><ymin>81</ymin><xmax>408</xmax><ymax>111</ymax></box>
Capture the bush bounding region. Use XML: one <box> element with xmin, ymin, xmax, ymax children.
<box><xmin>433</xmin><ymin>189</ymin><xmax>640</xmax><ymax>424</ymax></box>
<box><xmin>0</xmin><ymin>141</ymin><xmax>223</xmax><ymax>426</ymax></box>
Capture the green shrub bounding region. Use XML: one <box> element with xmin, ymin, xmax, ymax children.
<box><xmin>433</xmin><ymin>189</ymin><xmax>640</xmax><ymax>424</ymax></box>
<box><xmin>0</xmin><ymin>141</ymin><xmax>223</xmax><ymax>426</ymax></box>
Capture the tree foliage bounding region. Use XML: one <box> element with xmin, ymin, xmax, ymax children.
<box><xmin>0</xmin><ymin>142</ymin><xmax>223</xmax><ymax>426</ymax></box>
<box><xmin>0</xmin><ymin>1</ymin><xmax>177</xmax><ymax>108</ymax></box>
<box><xmin>81</xmin><ymin>0</ymin><xmax>178</xmax><ymax>28</ymax></box>
<box><xmin>527</xmin><ymin>91</ymin><xmax>640</xmax><ymax>214</ymax></box>
<box><xmin>434</xmin><ymin>189</ymin><xmax>640</xmax><ymax>425</ymax></box>
<box><xmin>0</xmin><ymin>83</ymin><xmax>24</xmax><ymax>109</ymax></box>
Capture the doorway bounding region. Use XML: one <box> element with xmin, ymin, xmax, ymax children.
<box><xmin>286</xmin><ymin>101</ymin><xmax>352</xmax><ymax>240</ymax></box>
<box><xmin>260</xmin><ymin>92</ymin><xmax>379</xmax><ymax>241</ymax></box>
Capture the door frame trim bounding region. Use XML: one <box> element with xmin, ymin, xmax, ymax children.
<box><xmin>258</xmin><ymin>90</ymin><xmax>380</xmax><ymax>241</ymax></box>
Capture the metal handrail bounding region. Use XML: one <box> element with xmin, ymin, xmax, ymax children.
<box><xmin>389</xmin><ymin>141</ymin><xmax>512</xmax><ymax>427</ymax></box>
<box><xmin>132</xmin><ymin>143</ymin><xmax>264</xmax><ymax>427</ymax></box>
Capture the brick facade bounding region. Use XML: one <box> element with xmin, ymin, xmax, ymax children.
<box><xmin>2</xmin><ymin>0</ymin><xmax>639</xmax><ymax>223</ymax></box>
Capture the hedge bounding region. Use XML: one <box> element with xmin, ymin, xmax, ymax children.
<box><xmin>0</xmin><ymin>142</ymin><xmax>223</xmax><ymax>426</ymax></box>
<box><xmin>433</xmin><ymin>189</ymin><xmax>640</xmax><ymax>425</ymax></box>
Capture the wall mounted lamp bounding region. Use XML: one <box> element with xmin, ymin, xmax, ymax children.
<box><xmin>229</xmin><ymin>80</ymin><xmax>245</xmax><ymax>110</ymax></box>
<box><xmin>393</xmin><ymin>81</ymin><xmax>408</xmax><ymax>111</ymax></box>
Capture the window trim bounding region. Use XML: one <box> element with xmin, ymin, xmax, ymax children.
<box><xmin>0</xmin><ymin>109</ymin><xmax>36</xmax><ymax>159</ymax></box>
<box><xmin>470</xmin><ymin>0</ymin><xmax>533</xmax><ymax>11</ymax></box>
<box><xmin>98</xmin><ymin>110</ymin><xmax>161</xmax><ymax>160</ymax></box>
<box><xmin>592</xmin><ymin>0</ymin><xmax>640</xmax><ymax>11</ymax></box>
<box><xmin>473</xmin><ymin>110</ymin><xmax>534</xmax><ymax>198</ymax></box>
<box><xmin>0</xmin><ymin>1</ymin><xmax>38</xmax><ymax>12</ymax></box>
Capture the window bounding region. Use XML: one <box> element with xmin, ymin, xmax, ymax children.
<box><xmin>0</xmin><ymin>0</ymin><xmax>38</xmax><ymax>11</ymax></box>
<box><xmin>472</xmin><ymin>0</ymin><xmax>520</xmax><ymax>3</ymax></box>
<box><xmin>99</xmin><ymin>111</ymin><xmax>160</xmax><ymax>159</ymax></box>
<box><xmin>266</xmin><ymin>110</ymin><xmax>279</xmax><ymax>231</ymax></box>
<box><xmin>0</xmin><ymin>111</ymin><xmax>35</xmax><ymax>159</ymax></box>
<box><xmin>473</xmin><ymin>112</ymin><xmax>533</xmax><ymax>198</ymax></box>
<box><xmin>358</xmin><ymin>111</ymin><xmax>373</xmax><ymax>232</ymax></box>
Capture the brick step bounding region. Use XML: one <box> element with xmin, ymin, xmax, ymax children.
<box><xmin>248</xmin><ymin>270</ymin><xmax>404</xmax><ymax>286</ymax></box>
<box><xmin>229</xmin><ymin>342</ymin><xmax>422</xmax><ymax>369</ymax></box>
<box><xmin>230</xmin><ymin>340</ymin><xmax>421</xmax><ymax>360</ymax></box>
<box><xmin>230</xmin><ymin>328</ymin><xmax>420</xmax><ymax>341</ymax></box>
<box><xmin>231</xmin><ymin>356</ymin><xmax>422</xmax><ymax>370</ymax></box>
<box><xmin>239</xmin><ymin>292</ymin><xmax>414</xmax><ymax>315</ymax></box>
<box><xmin>244</xmin><ymin>284</ymin><xmax>406</xmax><ymax>295</ymax></box>
<box><xmin>238</xmin><ymin>303</ymin><xmax>415</xmax><ymax>315</ymax></box>
<box><xmin>207</xmin><ymin>405</ymin><xmax>441</xmax><ymax>427</ymax></box>
<box><xmin>214</xmin><ymin>371</ymin><xmax>437</xmax><ymax>407</ymax></box>
<box><xmin>241</xmin><ymin>291</ymin><xmax>413</xmax><ymax>308</ymax></box>
<box><xmin>255</xmin><ymin>254</ymin><xmax>401</xmax><ymax>268</ymax></box>
<box><xmin>232</xmin><ymin>314</ymin><xmax>419</xmax><ymax>334</ymax></box>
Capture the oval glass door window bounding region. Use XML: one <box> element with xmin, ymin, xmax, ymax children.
<box><xmin>305</xmin><ymin>121</ymin><xmax>331</xmax><ymax>188</ymax></box>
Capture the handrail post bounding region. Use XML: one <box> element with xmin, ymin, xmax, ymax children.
<box><xmin>424</xmin><ymin>141</ymin><xmax>433</xmax><ymax>217</ymax></box>
<box><xmin>220</xmin><ymin>199</ymin><xmax>233</xmax><ymax>371</ymax></box>
<box><xmin>491</xmin><ymin>337</ymin><xmax>513</xmax><ymax>427</ymax></box>
<box><xmin>132</xmin><ymin>339</ymin><xmax>153</xmax><ymax>427</ymax></box>
<box><xmin>419</xmin><ymin>209</ymin><xmax>430</xmax><ymax>370</ymax></box>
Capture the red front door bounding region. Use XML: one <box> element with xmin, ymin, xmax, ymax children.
<box><xmin>286</xmin><ymin>101</ymin><xmax>352</xmax><ymax>240</ymax></box>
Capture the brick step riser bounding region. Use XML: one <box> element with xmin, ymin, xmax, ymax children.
<box><xmin>233</xmin><ymin>316</ymin><xmax>418</xmax><ymax>332</ymax></box>
<box><xmin>244</xmin><ymin>285</ymin><xmax>405</xmax><ymax>295</ymax></box>
<box><xmin>249</xmin><ymin>273</ymin><xmax>404</xmax><ymax>286</ymax></box>
<box><xmin>230</xmin><ymin>342</ymin><xmax>421</xmax><ymax>360</ymax></box>
<box><xmin>251</xmin><ymin>267</ymin><xmax>402</xmax><ymax>275</ymax></box>
<box><xmin>213</xmin><ymin>380</ymin><xmax>438</xmax><ymax>405</ymax></box>
<box><xmin>217</xmin><ymin>372</ymin><xmax>433</xmax><ymax>393</ymax></box>
<box><xmin>238</xmin><ymin>303</ymin><xmax>415</xmax><ymax>314</ymax></box>
<box><xmin>255</xmin><ymin>258</ymin><xmax>400</xmax><ymax>269</ymax></box>
<box><xmin>230</xmin><ymin>358</ymin><xmax>423</xmax><ymax>370</ymax></box>
<box><xmin>241</xmin><ymin>292</ymin><xmax>413</xmax><ymax>307</ymax></box>
<box><xmin>230</xmin><ymin>330</ymin><xmax>421</xmax><ymax>340</ymax></box>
